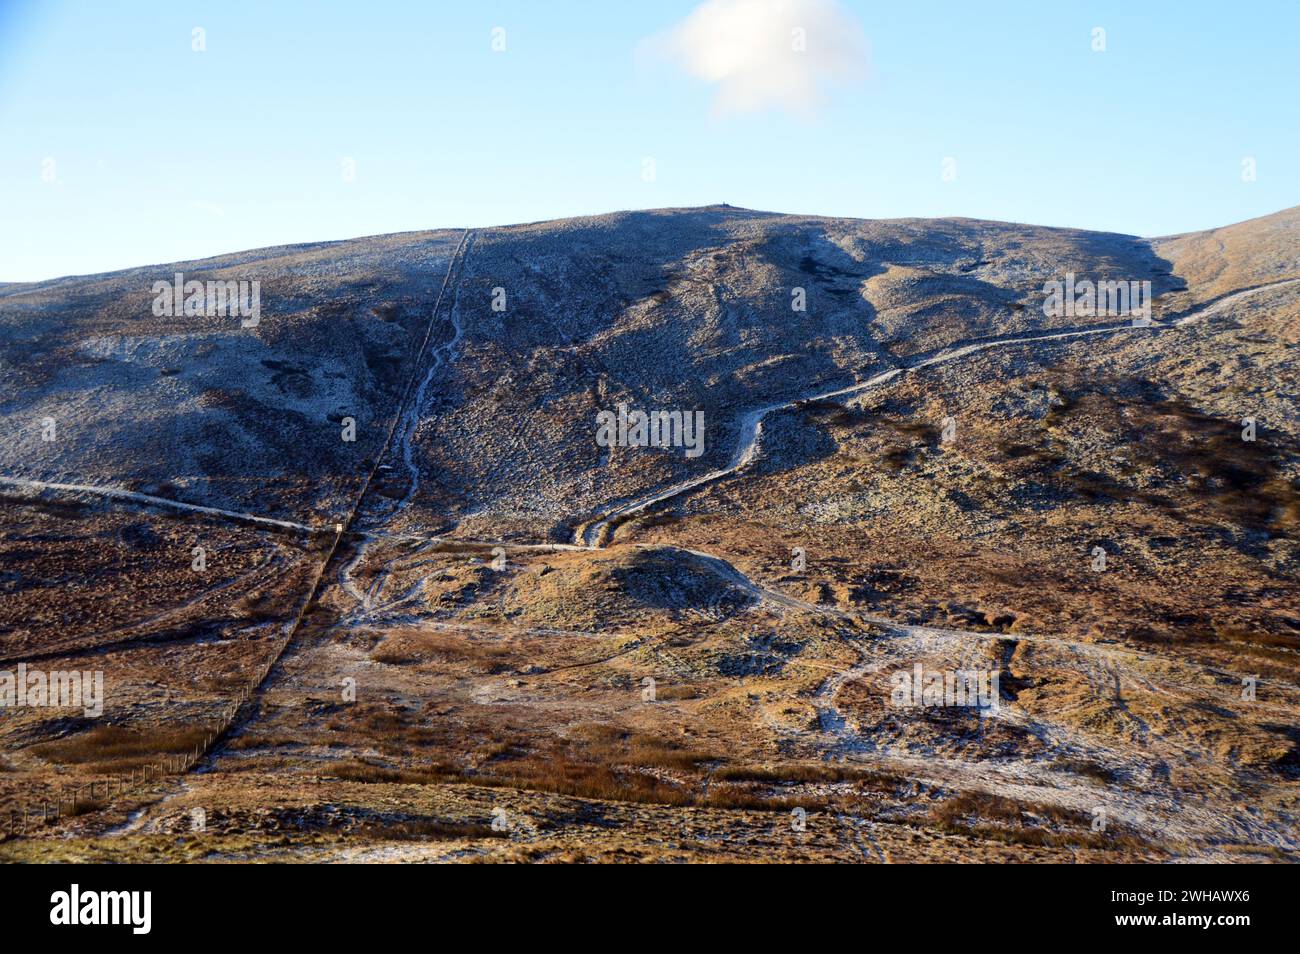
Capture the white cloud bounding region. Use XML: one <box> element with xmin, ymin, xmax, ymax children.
<box><xmin>651</xmin><ymin>0</ymin><xmax>868</xmax><ymax>118</ymax></box>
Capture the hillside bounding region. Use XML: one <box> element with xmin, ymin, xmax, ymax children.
<box><xmin>1</xmin><ymin>205</ymin><xmax>1297</xmax><ymax>863</ymax></box>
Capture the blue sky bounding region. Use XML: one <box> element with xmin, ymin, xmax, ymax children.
<box><xmin>2</xmin><ymin>0</ymin><xmax>1297</xmax><ymax>281</ymax></box>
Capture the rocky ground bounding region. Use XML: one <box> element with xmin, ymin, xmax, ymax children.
<box><xmin>0</xmin><ymin>206</ymin><xmax>1296</xmax><ymax>862</ymax></box>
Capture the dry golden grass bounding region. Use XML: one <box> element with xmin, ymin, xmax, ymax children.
<box><xmin>355</xmin><ymin>817</ymin><xmax>506</xmax><ymax>841</ymax></box>
<box><xmin>712</xmin><ymin>762</ymin><xmax>901</xmax><ymax>789</ymax></box>
<box><xmin>30</xmin><ymin>725</ymin><xmax>211</xmax><ymax>766</ymax></box>
<box><xmin>371</xmin><ymin>631</ymin><xmax>513</xmax><ymax>668</ymax></box>
<box><xmin>926</xmin><ymin>791</ymin><xmax>1150</xmax><ymax>851</ymax></box>
<box><xmin>323</xmin><ymin>760</ymin><xmax>462</xmax><ymax>785</ymax></box>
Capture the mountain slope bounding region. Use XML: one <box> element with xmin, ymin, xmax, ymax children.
<box><xmin>1</xmin><ymin>205</ymin><xmax>1297</xmax><ymax>863</ymax></box>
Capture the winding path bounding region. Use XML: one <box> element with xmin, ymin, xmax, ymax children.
<box><xmin>575</xmin><ymin>276</ymin><xmax>1300</xmax><ymax>547</ymax></box>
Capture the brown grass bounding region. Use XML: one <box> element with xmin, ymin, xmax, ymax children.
<box><xmin>29</xmin><ymin>724</ymin><xmax>211</xmax><ymax>765</ymax></box>
<box><xmin>357</xmin><ymin>818</ymin><xmax>507</xmax><ymax>841</ymax></box>
<box><xmin>323</xmin><ymin>760</ymin><xmax>459</xmax><ymax>785</ymax></box>
<box><xmin>473</xmin><ymin>758</ymin><xmax>695</xmax><ymax>806</ymax></box>
<box><xmin>66</xmin><ymin>798</ymin><xmax>105</xmax><ymax>817</ymax></box>
<box><xmin>926</xmin><ymin>790</ymin><xmax>1149</xmax><ymax>851</ymax></box>
<box><xmin>713</xmin><ymin>762</ymin><xmax>900</xmax><ymax>790</ymax></box>
<box><xmin>466</xmin><ymin>757</ymin><xmax>825</xmax><ymax>811</ymax></box>
<box><xmin>371</xmin><ymin>631</ymin><xmax>513</xmax><ymax>668</ymax></box>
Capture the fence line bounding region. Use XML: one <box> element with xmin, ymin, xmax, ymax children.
<box><xmin>3</xmin><ymin>232</ymin><xmax>474</xmax><ymax>842</ymax></box>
